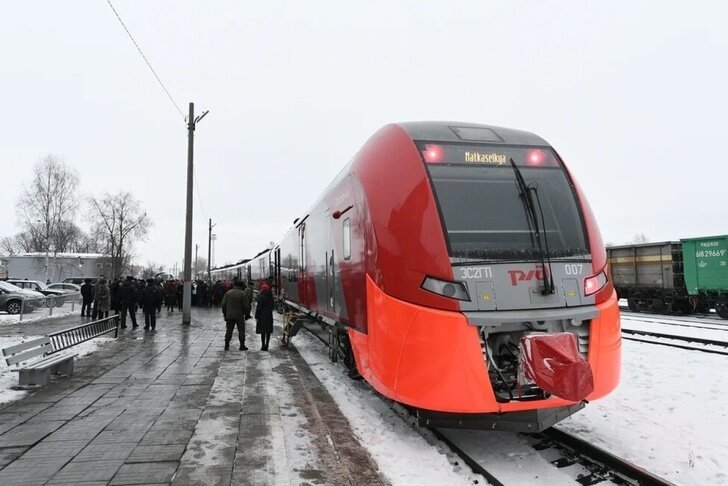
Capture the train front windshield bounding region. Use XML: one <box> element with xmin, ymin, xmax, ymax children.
<box><xmin>420</xmin><ymin>144</ymin><xmax>589</xmax><ymax>262</ymax></box>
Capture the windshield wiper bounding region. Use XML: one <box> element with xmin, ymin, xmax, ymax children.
<box><xmin>529</xmin><ymin>183</ymin><xmax>555</xmax><ymax>295</ymax></box>
<box><xmin>509</xmin><ymin>158</ymin><xmax>554</xmax><ymax>295</ymax></box>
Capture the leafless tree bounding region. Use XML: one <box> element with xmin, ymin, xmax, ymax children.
<box><xmin>1</xmin><ymin>236</ymin><xmax>19</xmax><ymax>255</ymax></box>
<box><xmin>16</xmin><ymin>155</ymin><xmax>79</xmax><ymax>255</ymax></box>
<box><xmin>89</xmin><ymin>191</ymin><xmax>152</xmax><ymax>278</ymax></box>
<box><xmin>141</xmin><ymin>261</ymin><xmax>166</xmax><ymax>279</ymax></box>
<box><xmin>193</xmin><ymin>256</ymin><xmax>208</xmax><ymax>278</ymax></box>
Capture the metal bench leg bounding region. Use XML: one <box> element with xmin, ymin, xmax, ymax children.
<box><xmin>53</xmin><ymin>359</ymin><xmax>74</xmax><ymax>377</ymax></box>
<box><xmin>19</xmin><ymin>368</ymin><xmax>51</xmax><ymax>386</ymax></box>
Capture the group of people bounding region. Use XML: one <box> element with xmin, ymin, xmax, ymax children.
<box><xmin>80</xmin><ymin>275</ymin><xmax>276</xmax><ymax>351</ymax></box>
<box><xmin>80</xmin><ymin>275</ymin><xmax>167</xmax><ymax>330</ymax></box>
<box><xmin>221</xmin><ymin>279</ymin><xmax>274</xmax><ymax>352</ymax></box>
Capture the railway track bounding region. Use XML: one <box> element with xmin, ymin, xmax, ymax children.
<box><xmin>620</xmin><ymin>311</ymin><xmax>728</xmax><ymax>331</ymax></box>
<box><xmin>618</xmin><ymin>309</ymin><xmax>728</xmax><ymax>355</ymax></box>
<box><xmin>296</xmin><ymin>316</ymin><xmax>675</xmax><ymax>485</ymax></box>
<box><xmin>618</xmin><ymin>306</ymin><xmax>726</xmax><ymax>325</ymax></box>
<box><xmin>621</xmin><ymin>333</ymin><xmax>728</xmax><ymax>356</ymax></box>
<box><xmin>431</xmin><ymin>426</ymin><xmax>675</xmax><ymax>486</ymax></box>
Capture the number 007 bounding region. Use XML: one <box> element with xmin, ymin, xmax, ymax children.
<box><xmin>565</xmin><ymin>264</ymin><xmax>583</xmax><ymax>275</ymax></box>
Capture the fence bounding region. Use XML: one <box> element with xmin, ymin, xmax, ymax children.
<box><xmin>48</xmin><ymin>315</ymin><xmax>119</xmax><ymax>353</ymax></box>
<box><xmin>19</xmin><ymin>292</ymin><xmax>82</xmax><ymax>322</ymax></box>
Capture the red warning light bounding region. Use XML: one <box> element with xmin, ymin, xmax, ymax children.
<box><xmin>422</xmin><ymin>144</ymin><xmax>444</xmax><ymax>163</ymax></box>
<box><xmin>526</xmin><ymin>149</ymin><xmax>545</xmax><ymax>166</ymax></box>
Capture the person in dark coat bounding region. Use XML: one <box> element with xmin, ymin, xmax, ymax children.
<box><xmin>176</xmin><ymin>280</ymin><xmax>183</xmax><ymax>311</ymax></box>
<box><xmin>80</xmin><ymin>279</ymin><xmax>94</xmax><ymax>317</ymax></box>
<box><xmin>110</xmin><ymin>278</ymin><xmax>121</xmax><ymax>315</ymax></box>
<box><xmin>165</xmin><ymin>280</ymin><xmax>176</xmax><ymax>311</ymax></box>
<box><xmin>91</xmin><ymin>274</ymin><xmax>104</xmax><ymax>319</ymax></box>
<box><xmin>95</xmin><ymin>278</ymin><xmax>111</xmax><ymax>319</ymax></box>
<box><xmin>221</xmin><ymin>281</ymin><xmax>250</xmax><ymax>350</ymax></box>
<box><xmin>154</xmin><ymin>278</ymin><xmax>163</xmax><ymax>313</ymax></box>
<box><xmin>119</xmin><ymin>276</ymin><xmax>138</xmax><ymax>329</ymax></box>
<box><xmin>197</xmin><ymin>281</ymin><xmax>208</xmax><ymax>307</ymax></box>
<box><xmin>255</xmin><ymin>283</ymin><xmax>274</xmax><ymax>351</ymax></box>
<box><xmin>140</xmin><ymin>278</ymin><xmax>161</xmax><ymax>330</ymax></box>
<box><xmin>135</xmin><ymin>279</ymin><xmax>146</xmax><ymax>313</ymax></box>
<box><xmin>213</xmin><ymin>281</ymin><xmax>225</xmax><ymax>306</ymax></box>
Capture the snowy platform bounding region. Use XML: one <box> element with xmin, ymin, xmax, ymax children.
<box><xmin>0</xmin><ymin>308</ymin><xmax>389</xmax><ymax>485</ymax></box>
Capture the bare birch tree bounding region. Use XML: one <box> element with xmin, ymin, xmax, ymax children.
<box><xmin>89</xmin><ymin>191</ymin><xmax>151</xmax><ymax>278</ymax></box>
<box><xmin>16</xmin><ymin>155</ymin><xmax>79</xmax><ymax>254</ymax></box>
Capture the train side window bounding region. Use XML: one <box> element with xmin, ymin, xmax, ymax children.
<box><xmin>343</xmin><ymin>218</ymin><xmax>351</xmax><ymax>260</ymax></box>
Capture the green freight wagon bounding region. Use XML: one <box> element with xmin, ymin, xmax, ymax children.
<box><xmin>606</xmin><ymin>241</ymin><xmax>689</xmax><ymax>313</ymax></box>
<box><xmin>681</xmin><ymin>235</ymin><xmax>728</xmax><ymax>319</ymax></box>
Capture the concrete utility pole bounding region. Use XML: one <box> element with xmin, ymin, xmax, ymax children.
<box><xmin>207</xmin><ymin>218</ymin><xmax>216</xmax><ymax>282</ymax></box>
<box><xmin>183</xmin><ymin>102</ymin><xmax>209</xmax><ymax>325</ymax></box>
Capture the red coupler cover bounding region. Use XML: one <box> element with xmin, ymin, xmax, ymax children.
<box><xmin>518</xmin><ymin>333</ymin><xmax>594</xmax><ymax>402</ymax></box>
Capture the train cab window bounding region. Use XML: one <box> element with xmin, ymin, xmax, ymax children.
<box><xmin>343</xmin><ymin>218</ymin><xmax>351</xmax><ymax>260</ymax></box>
<box><xmin>423</xmin><ymin>144</ymin><xmax>589</xmax><ymax>261</ymax></box>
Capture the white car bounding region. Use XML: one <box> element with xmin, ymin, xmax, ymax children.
<box><xmin>47</xmin><ymin>283</ymin><xmax>81</xmax><ymax>294</ymax></box>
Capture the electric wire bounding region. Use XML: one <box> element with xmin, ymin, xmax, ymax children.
<box><xmin>105</xmin><ymin>0</ymin><xmax>186</xmax><ymax>120</ymax></box>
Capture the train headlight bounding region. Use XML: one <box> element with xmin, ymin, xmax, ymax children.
<box><xmin>584</xmin><ymin>268</ymin><xmax>608</xmax><ymax>296</ymax></box>
<box><xmin>421</xmin><ymin>276</ymin><xmax>470</xmax><ymax>301</ymax></box>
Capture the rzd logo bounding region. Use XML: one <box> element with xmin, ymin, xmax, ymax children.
<box><xmin>508</xmin><ymin>265</ymin><xmax>548</xmax><ymax>286</ymax></box>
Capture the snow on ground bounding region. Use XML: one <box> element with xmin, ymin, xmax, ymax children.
<box><xmin>292</xmin><ymin>330</ymin><xmax>485</xmax><ymax>486</ymax></box>
<box><xmin>0</xmin><ymin>310</ymin><xmax>75</xmax><ymax>326</ymax></box>
<box><xmin>0</xmin><ymin>335</ymin><xmax>113</xmax><ymax>404</ymax></box>
<box><xmin>556</xmin><ymin>335</ymin><xmax>728</xmax><ymax>485</ymax></box>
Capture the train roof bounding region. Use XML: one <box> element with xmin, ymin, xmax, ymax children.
<box><xmin>606</xmin><ymin>241</ymin><xmax>681</xmax><ymax>250</ymax></box>
<box><xmin>396</xmin><ymin>121</ymin><xmax>549</xmax><ymax>146</ymax></box>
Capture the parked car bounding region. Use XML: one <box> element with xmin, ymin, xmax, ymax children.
<box><xmin>63</xmin><ymin>277</ymin><xmax>99</xmax><ymax>285</ymax></box>
<box><xmin>6</xmin><ymin>279</ymin><xmax>66</xmax><ymax>297</ymax></box>
<box><xmin>47</xmin><ymin>283</ymin><xmax>81</xmax><ymax>293</ymax></box>
<box><xmin>0</xmin><ymin>281</ymin><xmax>44</xmax><ymax>314</ymax></box>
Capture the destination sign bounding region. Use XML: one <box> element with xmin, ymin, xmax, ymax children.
<box><xmin>417</xmin><ymin>142</ymin><xmax>558</xmax><ymax>168</ymax></box>
<box><xmin>463</xmin><ymin>152</ymin><xmax>507</xmax><ymax>165</ymax></box>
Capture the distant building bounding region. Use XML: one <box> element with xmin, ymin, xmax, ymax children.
<box><xmin>0</xmin><ymin>253</ymin><xmax>111</xmax><ymax>283</ymax></box>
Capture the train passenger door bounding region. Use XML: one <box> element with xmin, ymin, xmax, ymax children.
<box><xmin>298</xmin><ymin>223</ymin><xmax>307</xmax><ymax>303</ymax></box>
<box><xmin>274</xmin><ymin>247</ymin><xmax>281</xmax><ymax>296</ymax></box>
<box><xmin>325</xmin><ymin>249</ymin><xmax>335</xmax><ymax>312</ymax></box>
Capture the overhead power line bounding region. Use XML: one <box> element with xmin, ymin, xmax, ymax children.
<box><xmin>105</xmin><ymin>0</ymin><xmax>186</xmax><ymax>120</ymax></box>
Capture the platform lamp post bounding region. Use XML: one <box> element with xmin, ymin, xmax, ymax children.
<box><xmin>182</xmin><ymin>102</ymin><xmax>209</xmax><ymax>326</ymax></box>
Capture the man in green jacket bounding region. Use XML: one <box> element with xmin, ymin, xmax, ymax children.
<box><xmin>221</xmin><ymin>281</ymin><xmax>251</xmax><ymax>351</ymax></box>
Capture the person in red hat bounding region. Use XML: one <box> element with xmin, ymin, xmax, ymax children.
<box><xmin>255</xmin><ymin>283</ymin><xmax>274</xmax><ymax>351</ymax></box>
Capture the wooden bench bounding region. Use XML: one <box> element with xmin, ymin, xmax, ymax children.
<box><xmin>2</xmin><ymin>337</ymin><xmax>78</xmax><ymax>387</ymax></box>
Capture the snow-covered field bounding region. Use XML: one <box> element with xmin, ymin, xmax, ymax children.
<box><xmin>0</xmin><ymin>335</ymin><xmax>113</xmax><ymax>404</ymax></box>
<box><xmin>556</xmin><ymin>316</ymin><xmax>728</xmax><ymax>485</ymax></box>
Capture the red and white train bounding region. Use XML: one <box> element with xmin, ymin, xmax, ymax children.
<box><xmin>232</xmin><ymin>122</ymin><xmax>620</xmax><ymax>431</ymax></box>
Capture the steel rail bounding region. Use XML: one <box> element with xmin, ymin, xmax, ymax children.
<box><xmin>540</xmin><ymin>427</ymin><xmax>676</xmax><ymax>486</ymax></box>
<box><xmin>622</xmin><ymin>335</ymin><xmax>728</xmax><ymax>356</ymax></box>
<box><xmin>619</xmin><ymin>306</ymin><xmax>724</xmax><ymax>324</ymax></box>
<box><xmin>622</xmin><ymin>313</ymin><xmax>728</xmax><ymax>332</ymax></box>
<box><xmin>428</xmin><ymin>428</ymin><xmax>504</xmax><ymax>486</ymax></box>
<box><xmin>621</xmin><ymin>328</ymin><xmax>728</xmax><ymax>347</ymax></box>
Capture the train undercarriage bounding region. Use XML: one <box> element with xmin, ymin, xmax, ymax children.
<box><xmin>619</xmin><ymin>288</ymin><xmax>728</xmax><ymax>319</ymax></box>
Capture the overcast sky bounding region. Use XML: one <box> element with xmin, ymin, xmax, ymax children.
<box><xmin>1</xmin><ymin>1</ymin><xmax>726</xmax><ymax>271</ymax></box>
